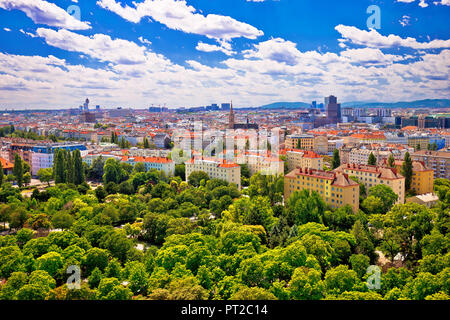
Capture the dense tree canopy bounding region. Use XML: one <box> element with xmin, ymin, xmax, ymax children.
<box><xmin>0</xmin><ymin>158</ymin><xmax>448</xmax><ymax>301</ymax></box>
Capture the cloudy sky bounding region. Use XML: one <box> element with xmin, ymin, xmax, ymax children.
<box><xmin>0</xmin><ymin>0</ymin><xmax>449</xmax><ymax>109</ymax></box>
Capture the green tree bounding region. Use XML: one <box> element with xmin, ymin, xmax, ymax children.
<box><xmin>13</xmin><ymin>153</ymin><xmax>24</xmax><ymax>187</ymax></box>
<box><xmin>83</xmin><ymin>248</ymin><xmax>109</xmax><ymax>275</ymax></box>
<box><xmin>230</xmin><ymin>287</ymin><xmax>277</xmax><ymax>300</ymax></box>
<box><xmin>368</xmin><ymin>152</ymin><xmax>377</xmax><ymax>165</ymax></box>
<box><xmin>188</xmin><ymin>171</ymin><xmax>209</xmax><ymax>187</ymax></box>
<box><xmin>367</xmin><ymin>184</ymin><xmax>398</xmax><ymax>214</ymax></box>
<box><xmin>324</xmin><ymin>265</ymin><xmax>359</xmax><ymax>294</ymax></box>
<box><xmin>37</xmin><ymin>168</ymin><xmax>53</xmax><ymax>186</ymax></box>
<box><xmin>88</xmin><ymin>267</ymin><xmax>103</xmax><ymax>288</ymax></box>
<box><xmin>285</xmin><ymin>190</ymin><xmax>326</xmax><ymax>225</ymax></box>
<box><xmin>387</xmin><ymin>154</ymin><xmax>395</xmax><ymax>168</ymax></box>
<box><xmin>401</xmin><ymin>152</ymin><xmax>413</xmax><ymax>191</ymax></box>
<box><xmin>73</xmin><ymin>149</ymin><xmax>85</xmax><ymax>185</ymax></box>
<box><xmin>36</xmin><ymin>252</ymin><xmax>64</xmax><ymax>279</ymax></box>
<box><xmin>331</xmin><ymin>149</ymin><xmax>340</xmax><ymax>169</ymax></box>
<box><xmin>0</xmin><ymin>160</ymin><xmax>3</xmax><ymax>186</ymax></box>
<box><xmin>95</xmin><ymin>186</ymin><xmax>107</xmax><ymax>202</ymax></box>
<box><xmin>52</xmin><ymin>212</ymin><xmax>75</xmax><ymax>230</ymax></box>
<box><xmin>349</xmin><ymin>254</ymin><xmax>370</xmax><ymax>279</ymax></box>
<box><xmin>289</xmin><ymin>267</ymin><xmax>325</xmax><ymax>300</ymax></box>
<box><xmin>53</xmin><ymin>149</ymin><xmax>66</xmax><ymax>184</ymax></box>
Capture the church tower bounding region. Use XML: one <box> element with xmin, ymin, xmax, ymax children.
<box><xmin>228</xmin><ymin>101</ymin><xmax>235</xmax><ymax>129</ymax></box>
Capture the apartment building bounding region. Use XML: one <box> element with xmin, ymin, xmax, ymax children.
<box><xmin>235</xmin><ymin>152</ymin><xmax>284</xmax><ymax>176</ymax></box>
<box><xmin>412</xmin><ymin>150</ymin><xmax>450</xmax><ymax>179</ymax></box>
<box><xmin>285</xmin><ymin>134</ymin><xmax>315</xmax><ymax>150</ymax></box>
<box><xmin>284</xmin><ymin>168</ymin><xmax>359</xmax><ymax>212</ymax></box>
<box><xmin>390</xmin><ymin>160</ymin><xmax>434</xmax><ymax>195</ymax></box>
<box><xmin>348</xmin><ymin>149</ymin><xmax>392</xmax><ymax>165</ymax></box>
<box><xmin>408</xmin><ymin>136</ymin><xmax>430</xmax><ymax>151</ymax></box>
<box><xmin>286</xmin><ymin>149</ymin><xmax>323</xmax><ymax>171</ymax></box>
<box><xmin>348</xmin><ymin>133</ymin><xmax>386</xmax><ymax>144</ymax></box>
<box><xmin>122</xmin><ymin>156</ymin><xmax>175</xmax><ymax>176</ymax></box>
<box><xmin>0</xmin><ymin>157</ymin><xmax>14</xmax><ymax>175</ymax></box>
<box><xmin>335</xmin><ymin>163</ymin><xmax>405</xmax><ymax>204</ymax></box>
<box><xmin>31</xmin><ymin>144</ymin><xmax>88</xmax><ymax>176</ymax></box>
<box><xmin>185</xmin><ymin>157</ymin><xmax>241</xmax><ymax>189</ymax></box>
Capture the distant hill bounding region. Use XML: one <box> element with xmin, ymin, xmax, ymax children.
<box><xmin>257</xmin><ymin>102</ymin><xmax>311</xmax><ymax>110</ymax></box>
<box><xmin>254</xmin><ymin>99</ymin><xmax>450</xmax><ymax>110</ymax></box>
<box><xmin>343</xmin><ymin>99</ymin><xmax>450</xmax><ymax>109</ymax></box>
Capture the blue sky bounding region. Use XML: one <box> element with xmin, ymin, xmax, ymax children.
<box><xmin>0</xmin><ymin>0</ymin><xmax>449</xmax><ymax>109</ymax></box>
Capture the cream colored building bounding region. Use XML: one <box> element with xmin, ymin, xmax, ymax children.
<box><xmin>286</xmin><ymin>150</ymin><xmax>323</xmax><ymax>171</ymax></box>
<box><xmin>335</xmin><ymin>163</ymin><xmax>405</xmax><ymax>204</ymax></box>
<box><xmin>185</xmin><ymin>157</ymin><xmax>241</xmax><ymax>189</ymax></box>
<box><xmin>284</xmin><ymin>168</ymin><xmax>360</xmax><ymax>212</ymax></box>
<box><xmin>236</xmin><ymin>153</ymin><xmax>284</xmax><ymax>176</ymax></box>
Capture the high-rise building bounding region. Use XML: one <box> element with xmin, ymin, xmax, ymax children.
<box><xmin>325</xmin><ymin>95</ymin><xmax>341</xmax><ymax>124</ymax></box>
<box><xmin>83</xmin><ymin>98</ymin><xmax>89</xmax><ymax>111</ymax></box>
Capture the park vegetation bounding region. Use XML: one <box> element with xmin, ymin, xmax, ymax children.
<box><xmin>0</xmin><ymin>155</ymin><xmax>448</xmax><ymax>300</ymax></box>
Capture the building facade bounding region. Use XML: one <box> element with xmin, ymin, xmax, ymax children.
<box><xmin>286</xmin><ymin>150</ymin><xmax>323</xmax><ymax>171</ymax></box>
<box><xmin>412</xmin><ymin>150</ymin><xmax>450</xmax><ymax>179</ymax></box>
<box><xmin>122</xmin><ymin>156</ymin><xmax>175</xmax><ymax>176</ymax></box>
<box><xmin>335</xmin><ymin>164</ymin><xmax>406</xmax><ymax>204</ymax></box>
<box><xmin>185</xmin><ymin>157</ymin><xmax>241</xmax><ymax>189</ymax></box>
<box><xmin>284</xmin><ymin>168</ymin><xmax>359</xmax><ymax>212</ymax></box>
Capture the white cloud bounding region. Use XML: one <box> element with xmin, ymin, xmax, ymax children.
<box><xmin>19</xmin><ymin>28</ymin><xmax>37</xmax><ymax>37</ymax></box>
<box><xmin>36</xmin><ymin>28</ymin><xmax>151</xmax><ymax>65</ymax></box>
<box><xmin>96</xmin><ymin>0</ymin><xmax>263</xmax><ymax>41</ymax></box>
<box><xmin>397</xmin><ymin>0</ymin><xmax>450</xmax><ymax>6</ymax></box>
<box><xmin>339</xmin><ymin>48</ymin><xmax>405</xmax><ymax>65</ymax></box>
<box><xmin>336</xmin><ymin>24</ymin><xmax>450</xmax><ymax>49</ymax></box>
<box><xmin>0</xmin><ymin>0</ymin><xmax>91</xmax><ymax>30</ymax></box>
<box><xmin>138</xmin><ymin>36</ymin><xmax>152</xmax><ymax>45</ymax></box>
<box><xmin>196</xmin><ymin>42</ymin><xmax>235</xmax><ymax>56</ymax></box>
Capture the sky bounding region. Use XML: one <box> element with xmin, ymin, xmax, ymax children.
<box><xmin>0</xmin><ymin>0</ymin><xmax>449</xmax><ymax>110</ymax></box>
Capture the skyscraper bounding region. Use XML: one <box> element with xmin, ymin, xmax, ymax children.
<box><xmin>83</xmin><ymin>98</ymin><xmax>89</xmax><ymax>111</ymax></box>
<box><xmin>325</xmin><ymin>95</ymin><xmax>341</xmax><ymax>124</ymax></box>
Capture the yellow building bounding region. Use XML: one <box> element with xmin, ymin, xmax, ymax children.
<box><xmin>286</xmin><ymin>149</ymin><xmax>323</xmax><ymax>171</ymax></box>
<box><xmin>284</xmin><ymin>168</ymin><xmax>360</xmax><ymax>212</ymax></box>
<box><xmin>391</xmin><ymin>160</ymin><xmax>434</xmax><ymax>195</ymax></box>
<box><xmin>407</xmin><ymin>136</ymin><xmax>430</xmax><ymax>151</ymax></box>
<box><xmin>285</xmin><ymin>134</ymin><xmax>315</xmax><ymax>150</ymax></box>
<box><xmin>335</xmin><ymin>164</ymin><xmax>405</xmax><ymax>204</ymax></box>
<box><xmin>185</xmin><ymin>157</ymin><xmax>241</xmax><ymax>189</ymax></box>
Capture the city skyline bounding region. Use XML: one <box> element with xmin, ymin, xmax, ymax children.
<box><xmin>0</xmin><ymin>0</ymin><xmax>449</xmax><ymax>110</ymax></box>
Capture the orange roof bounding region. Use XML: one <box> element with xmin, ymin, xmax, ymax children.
<box><xmin>402</xmin><ymin>126</ymin><xmax>418</xmax><ymax>131</ymax></box>
<box><xmin>0</xmin><ymin>157</ymin><xmax>14</xmax><ymax>170</ymax></box>
<box><xmin>122</xmin><ymin>156</ymin><xmax>173</xmax><ymax>164</ymax></box>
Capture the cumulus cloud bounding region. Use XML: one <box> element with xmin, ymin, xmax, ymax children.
<box><xmin>36</xmin><ymin>28</ymin><xmax>151</xmax><ymax>65</ymax></box>
<box><xmin>196</xmin><ymin>42</ymin><xmax>235</xmax><ymax>56</ymax></box>
<box><xmin>336</xmin><ymin>25</ymin><xmax>450</xmax><ymax>49</ymax></box>
<box><xmin>0</xmin><ymin>0</ymin><xmax>91</xmax><ymax>30</ymax></box>
<box><xmin>397</xmin><ymin>0</ymin><xmax>450</xmax><ymax>6</ymax></box>
<box><xmin>96</xmin><ymin>0</ymin><xmax>263</xmax><ymax>41</ymax></box>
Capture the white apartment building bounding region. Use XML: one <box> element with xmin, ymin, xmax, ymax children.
<box><xmin>185</xmin><ymin>157</ymin><xmax>241</xmax><ymax>189</ymax></box>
